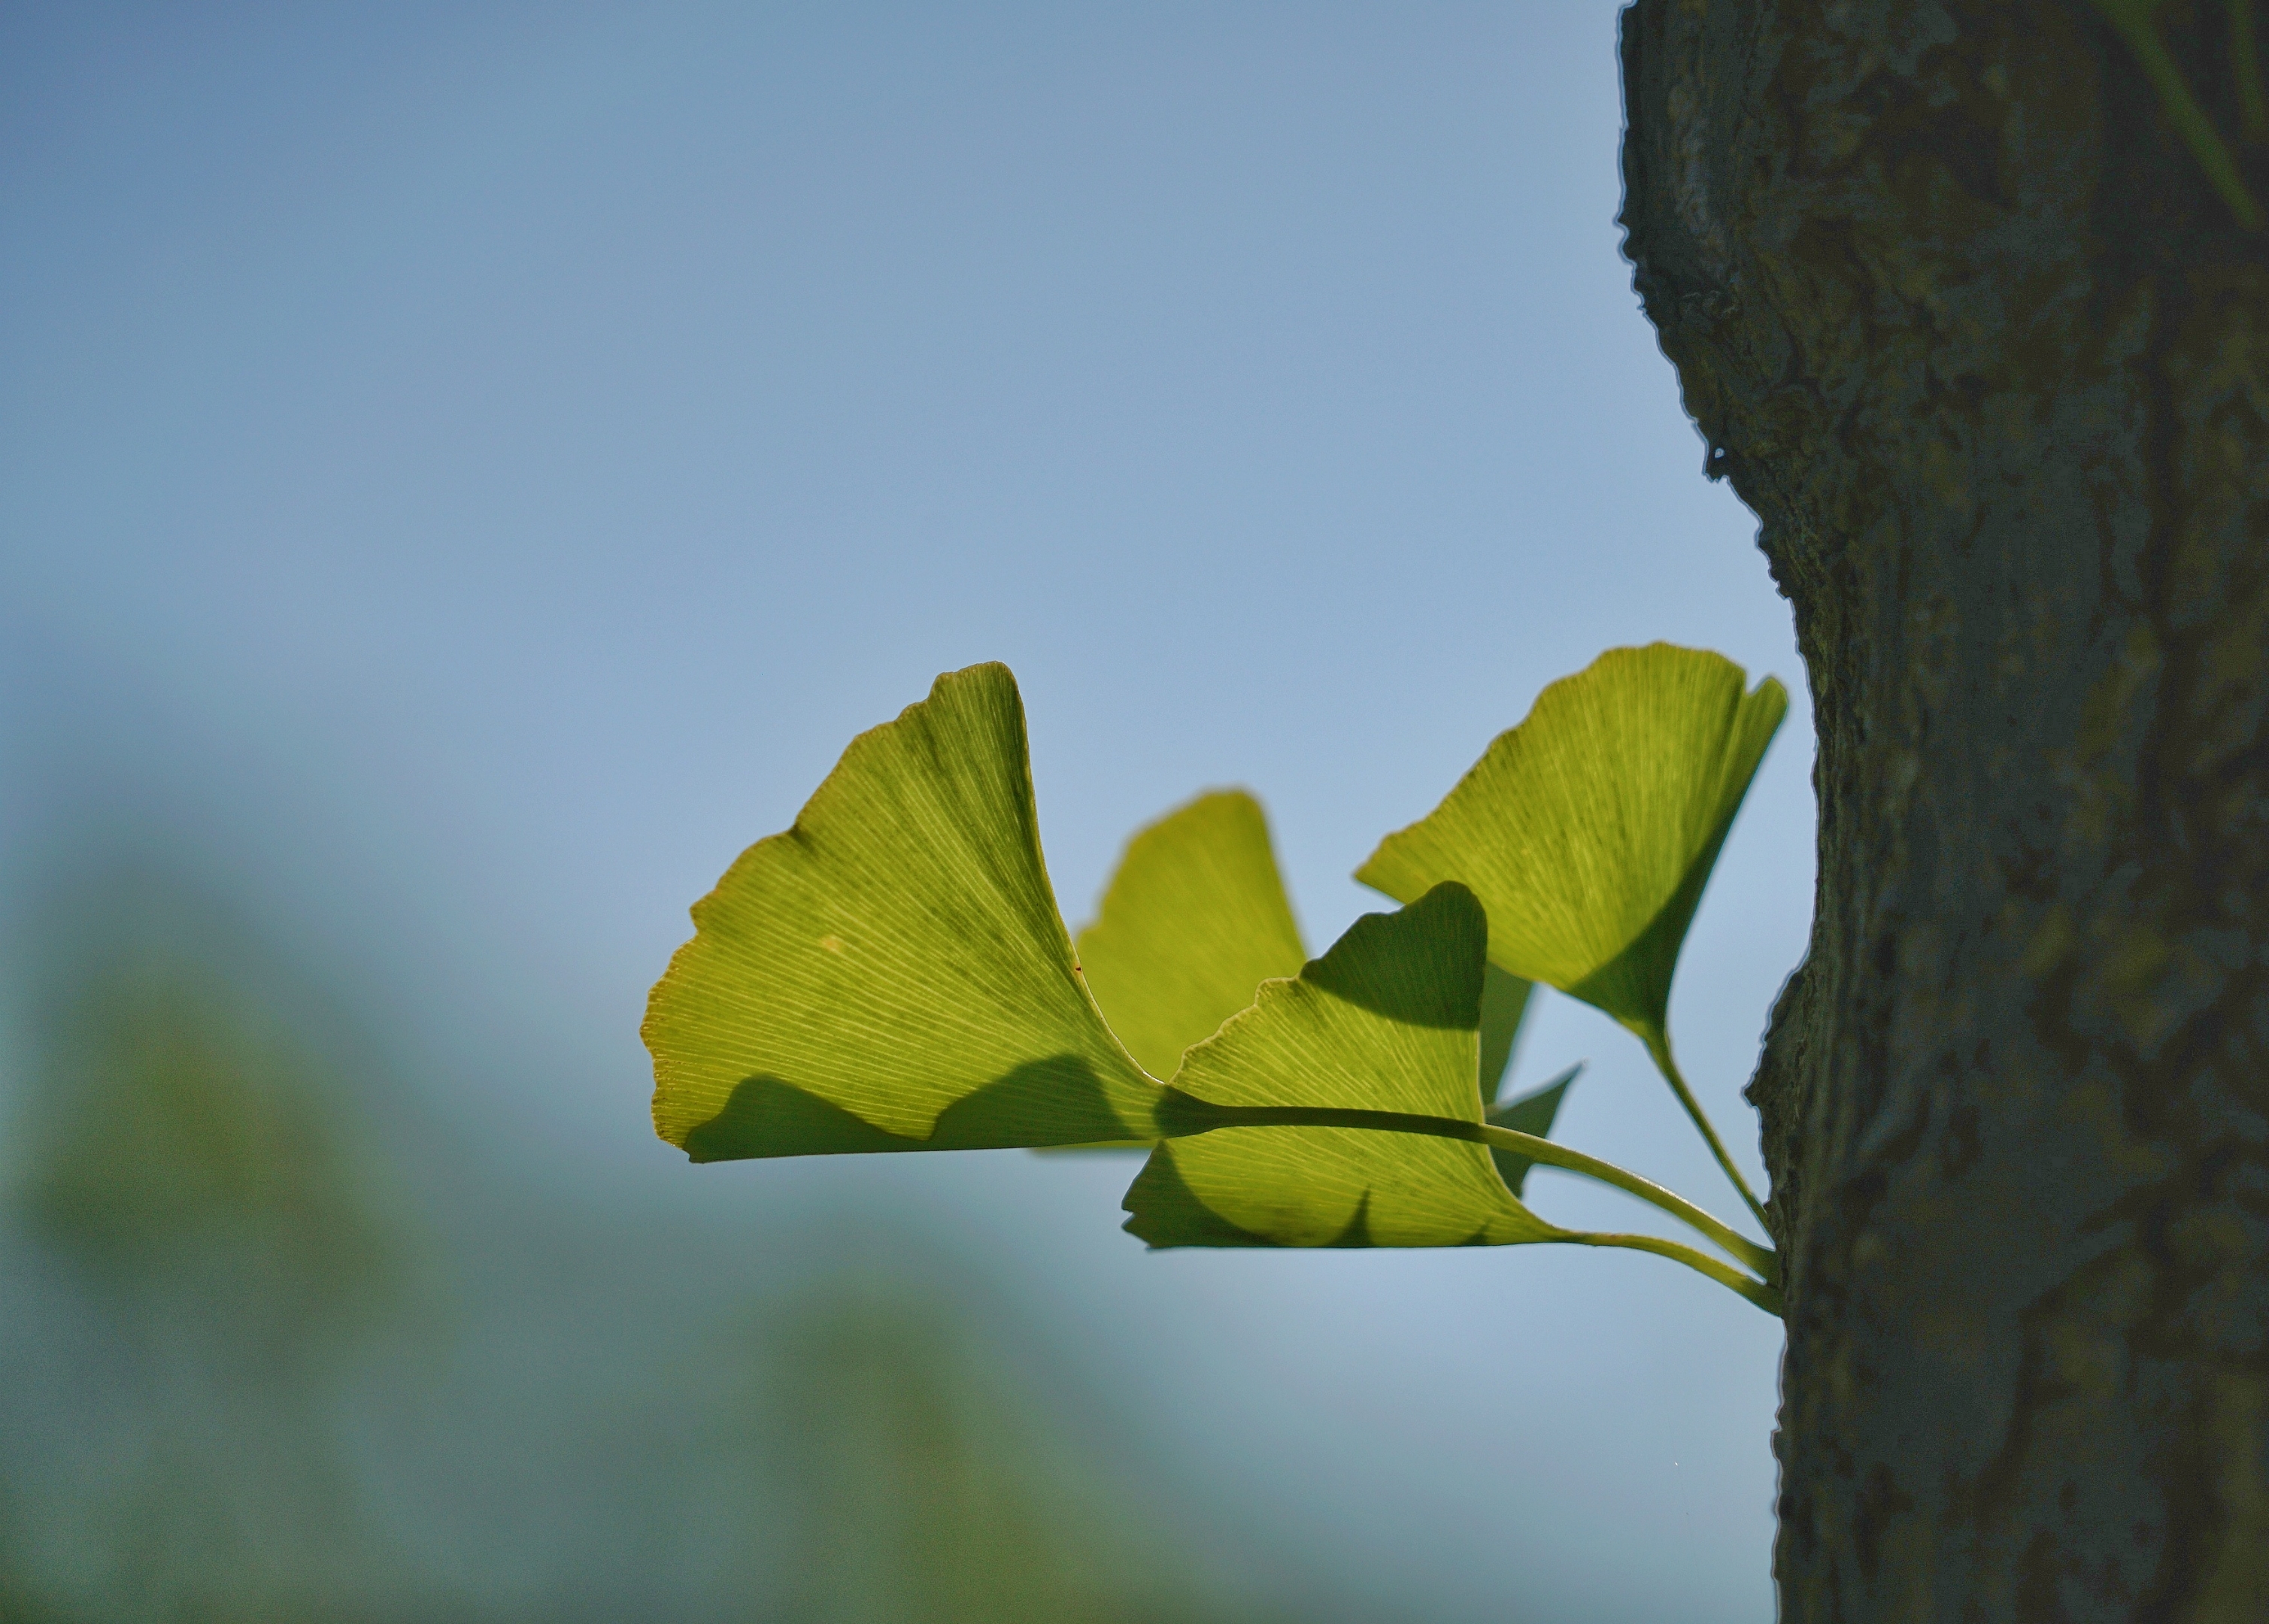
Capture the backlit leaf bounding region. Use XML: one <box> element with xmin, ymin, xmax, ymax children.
<box><xmin>1075</xmin><ymin>790</ymin><xmax>1307</xmax><ymax>1082</ymax></box>
<box><xmin>1355</xmin><ymin>644</ymin><xmax>1785</xmax><ymax>1047</ymax></box>
<box><xmin>644</xmin><ymin>664</ymin><xmax>1163</xmax><ymax>1160</ymax></box>
<box><xmin>1123</xmin><ymin>884</ymin><xmax>1563</xmax><ymax>1248</ymax></box>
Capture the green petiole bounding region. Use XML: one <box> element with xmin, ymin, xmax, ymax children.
<box><xmin>1639</xmin><ymin>1032</ymin><xmax>1773</xmax><ymax>1237</ymax></box>
<box><xmin>1155</xmin><ymin>1092</ymin><xmax>1778</xmax><ymax>1291</ymax></box>
<box><xmin>1478</xmin><ymin>1123</ymin><xmax>1776</xmax><ymax>1288</ymax></box>
<box><xmin>1563</xmin><ymin>1232</ymin><xmax>1782</xmax><ymax>1316</ymax></box>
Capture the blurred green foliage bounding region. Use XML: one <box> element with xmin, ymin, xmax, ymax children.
<box><xmin>18</xmin><ymin>926</ymin><xmax>399</xmax><ymax>1350</ymax></box>
<box><xmin>0</xmin><ymin>859</ymin><xmax>1313</xmax><ymax>1623</ymax></box>
<box><xmin>2</xmin><ymin>871</ymin><xmax>408</xmax><ymax>1622</ymax></box>
<box><xmin>763</xmin><ymin>1292</ymin><xmax>1218</xmax><ymax>1624</ymax></box>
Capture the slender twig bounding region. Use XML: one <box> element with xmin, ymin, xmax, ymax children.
<box><xmin>1156</xmin><ymin>1092</ymin><xmax>1777</xmax><ymax>1284</ymax></box>
<box><xmin>1479</xmin><ymin>1123</ymin><xmax>1776</xmax><ymax>1286</ymax></box>
<box><xmin>1561</xmin><ymin>1232</ymin><xmax>1782</xmax><ymax>1316</ymax></box>
<box><xmin>1640</xmin><ymin>1032</ymin><xmax>1773</xmax><ymax>1236</ymax></box>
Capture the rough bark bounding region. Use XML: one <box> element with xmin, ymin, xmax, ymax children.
<box><xmin>1618</xmin><ymin>2</ymin><xmax>2269</xmax><ymax>1618</ymax></box>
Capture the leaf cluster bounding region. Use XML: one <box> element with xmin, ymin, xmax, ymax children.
<box><xmin>644</xmin><ymin>647</ymin><xmax>1787</xmax><ymax>1313</ymax></box>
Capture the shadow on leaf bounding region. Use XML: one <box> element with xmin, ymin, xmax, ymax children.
<box><xmin>687</xmin><ymin>1055</ymin><xmax>1141</xmax><ymax>1162</ymax></box>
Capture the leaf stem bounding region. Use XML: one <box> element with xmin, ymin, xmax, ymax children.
<box><xmin>1561</xmin><ymin>1232</ymin><xmax>1782</xmax><ymax>1316</ymax></box>
<box><xmin>1477</xmin><ymin>1125</ymin><xmax>1776</xmax><ymax>1285</ymax></box>
<box><xmin>1157</xmin><ymin>1092</ymin><xmax>1777</xmax><ymax>1285</ymax></box>
<box><xmin>1642</xmin><ymin>1034</ymin><xmax>1773</xmax><ymax>1237</ymax></box>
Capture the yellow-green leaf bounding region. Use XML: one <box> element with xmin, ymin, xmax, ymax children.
<box><xmin>644</xmin><ymin>663</ymin><xmax>1164</xmax><ymax>1160</ymax></box>
<box><xmin>1355</xmin><ymin>644</ymin><xmax>1785</xmax><ymax>1047</ymax></box>
<box><xmin>1123</xmin><ymin>884</ymin><xmax>1562</xmax><ymax>1248</ymax></box>
<box><xmin>1075</xmin><ymin>789</ymin><xmax>1308</xmax><ymax>1081</ymax></box>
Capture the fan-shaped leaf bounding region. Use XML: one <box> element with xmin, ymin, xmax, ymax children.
<box><xmin>644</xmin><ymin>664</ymin><xmax>1163</xmax><ymax>1160</ymax></box>
<box><xmin>1355</xmin><ymin>644</ymin><xmax>1785</xmax><ymax>1047</ymax></box>
<box><xmin>1076</xmin><ymin>790</ymin><xmax>1308</xmax><ymax>1081</ymax></box>
<box><xmin>1124</xmin><ymin>884</ymin><xmax>1563</xmax><ymax>1248</ymax></box>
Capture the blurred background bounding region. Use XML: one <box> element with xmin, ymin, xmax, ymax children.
<box><xmin>0</xmin><ymin>4</ymin><xmax>1811</xmax><ymax>1620</ymax></box>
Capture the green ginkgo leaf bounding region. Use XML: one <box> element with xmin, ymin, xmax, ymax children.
<box><xmin>1124</xmin><ymin>883</ymin><xmax>1563</xmax><ymax>1249</ymax></box>
<box><xmin>643</xmin><ymin>663</ymin><xmax>1164</xmax><ymax>1161</ymax></box>
<box><xmin>1075</xmin><ymin>790</ymin><xmax>1308</xmax><ymax>1082</ymax></box>
<box><xmin>1355</xmin><ymin>644</ymin><xmax>1785</xmax><ymax>1051</ymax></box>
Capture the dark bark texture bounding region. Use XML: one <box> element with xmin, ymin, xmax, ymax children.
<box><xmin>1619</xmin><ymin>2</ymin><xmax>2269</xmax><ymax>1618</ymax></box>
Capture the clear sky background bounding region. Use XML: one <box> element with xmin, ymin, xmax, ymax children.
<box><xmin>2</xmin><ymin>5</ymin><xmax>1813</xmax><ymax>1619</ymax></box>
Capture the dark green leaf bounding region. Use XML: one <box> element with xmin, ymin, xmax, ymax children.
<box><xmin>1484</xmin><ymin>1065</ymin><xmax>1581</xmax><ymax>1198</ymax></box>
<box><xmin>1476</xmin><ymin>963</ymin><xmax>1533</xmax><ymax>1105</ymax></box>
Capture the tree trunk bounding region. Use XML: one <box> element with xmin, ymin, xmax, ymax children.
<box><xmin>1618</xmin><ymin>2</ymin><xmax>2269</xmax><ymax>1617</ymax></box>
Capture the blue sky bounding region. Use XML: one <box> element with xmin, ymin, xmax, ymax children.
<box><xmin>2</xmin><ymin>5</ymin><xmax>1811</xmax><ymax>1618</ymax></box>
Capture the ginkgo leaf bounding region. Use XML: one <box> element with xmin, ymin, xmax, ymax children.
<box><xmin>1076</xmin><ymin>789</ymin><xmax>1308</xmax><ymax>1082</ymax></box>
<box><xmin>1123</xmin><ymin>884</ymin><xmax>1564</xmax><ymax>1248</ymax></box>
<box><xmin>1355</xmin><ymin>644</ymin><xmax>1785</xmax><ymax>1050</ymax></box>
<box><xmin>643</xmin><ymin>663</ymin><xmax>1164</xmax><ymax>1161</ymax></box>
<box><xmin>1476</xmin><ymin>963</ymin><xmax>1533</xmax><ymax>1105</ymax></box>
<box><xmin>1485</xmin><ymin>1064</ymin><xmax>1580</xmax><ymax>1198</ymax></box>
